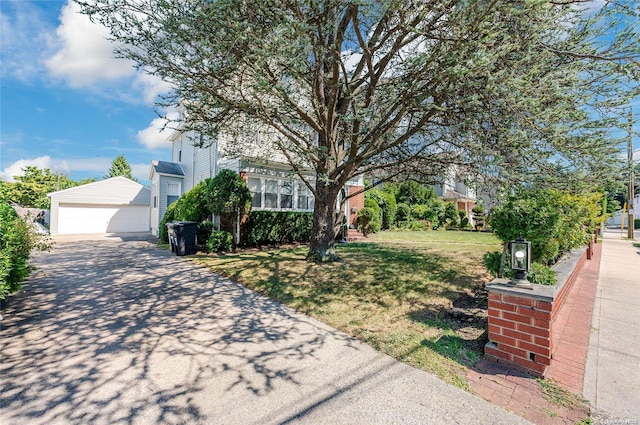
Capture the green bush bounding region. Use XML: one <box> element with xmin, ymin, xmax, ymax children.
<box><xmin>395</xmin><ymin>203</ymin><xmax>411</xmax><ymax>222</ymax></box>
<box><xmin>159</xmin><ymin>201</ymin><xmax>178</xmax><ymax>243</ymax></box>
<box><xmin>0</xmin><ymin>188</ymin><xmax>51</xmax><ymax>299</ymax></box>
<box><xmin>472</xmin><ymin>205</ymin><xmax>484</xmax><ymax>230</ymax></box>
<box><xmin>489</xmin><ymin>188</ymin><xmax>600</xmax><ymax>265</ymax></box>
<box><xmin>207</xmin><ymin>230</ymin><xmax>233</xmax><ymax>252</ymax></box>
<box><xmin>197</xmin><ymin>221</ymin><xmax>214</xmax><ymax>246</ymax></box>
<box><xmin>407</xmin><ymin>219</ymin><xmax>432</xmax><ymax>231</ymax></box>
<box><xmin>357</xmin><ymin>206</ymin><xmax>381</xmax><ymax>236</ymax></box>
<box><xmin>635</xmin><ymin>218</ymin><xmax>640</xmax><ymax>230</ymax></box>
<box><xmin>483</xmin><ymin>251</ymin><xmax>514</xmax><ymax>279</ymax></box>
<box><xmin>365</xmin><ymin>188</ymin><xmax>397</xmax><ymax>230</ymax></box>
<box><xmin>444</xmin><ymin>202</ymin><xmax>458</xmax><ymax>227</ymax></box>
<box><xmin>528</xmin><ymin>263</ymin><xmax>557</xmax><ymax>286</ymax></box>
<box><xmin>243</xmin><ymin>211</ymin><xmax>313</xmax><ymax>245</ymax></box>
<box><xmin>174</xmin><ymin>179</ymin><xmax>212</xmax><ymax>222</ymax></box>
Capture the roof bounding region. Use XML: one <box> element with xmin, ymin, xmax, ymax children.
<box><xmin>151</xmin><ymin>161</ymin><xmax>185</xmax><ymax>176</ymax></box>
<box><xmin>441</xmin><ymin>189</ymin><xmax>476</xmax><ymax>203</ymax></box>
<box><xmin>47</xmin><ymin>176</ymin><xmax>150</xmax><ymax>205</ymax></box>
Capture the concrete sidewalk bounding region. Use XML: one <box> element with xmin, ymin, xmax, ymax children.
<box><xmin>584</xmin><ymin>227</ymin><xmax>640</xmax><ymax>422</ymax></box>
<box><xmin>0</xmin><ymin>238</ymin><xmax>530</xmax><ymax>425</ymax></box>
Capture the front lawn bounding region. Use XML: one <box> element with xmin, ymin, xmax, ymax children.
<box><xmin>192</xmin><ymin>230</ymin><xmax>501</xmax><ymax>389</ymax></box>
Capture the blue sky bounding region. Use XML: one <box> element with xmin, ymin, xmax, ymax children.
<box><xmin>1</xmin><ymin>0</ymin><xmax>174</xmax><ymax>185</ymax></box>
<box><xmin>1</xmin><ymin>1</ymin><xmax>638</xmax><ymax>187</ymax></box>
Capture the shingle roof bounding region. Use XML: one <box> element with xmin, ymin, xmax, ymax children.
<box><xmin>152</xmin><ymin>161</ymin><xmax>185</xmax><ymax>176</ymax></box>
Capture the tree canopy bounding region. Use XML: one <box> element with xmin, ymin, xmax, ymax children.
<box><xmin>4</xmin><ymin>167</ymin><xmax>81</xmax><ymax>209</ymax></box>
<box><xmin>78</xmin><ymin>0</ymin><xmax>639</xmax><ymax>260</ymax></box>
<box><xmin>105</xmin><ymin>154</ymin><xmax>137</xmax><ymax>181</ymax></box>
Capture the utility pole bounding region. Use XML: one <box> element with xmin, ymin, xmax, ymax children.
<box><xmin>628</xmin><ymin>108</ymin><xmax>634</xmax><ymax>240</ymax></box>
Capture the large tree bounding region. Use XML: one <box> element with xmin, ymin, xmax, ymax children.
<box><xmin>79</xmin><ymin>0</ymin><xmax>638</xmax><ymax>261</ymax></box>
<box><xmin>105</xmin><ymin>154</ymin><xmax>137</xmax><ymax>181</ymax></box>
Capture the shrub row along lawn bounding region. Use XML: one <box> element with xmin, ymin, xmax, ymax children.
<box><xmin>192</xmin><ymin>230</ymin><xmax>502</xmax><ymax>389</ymax></box>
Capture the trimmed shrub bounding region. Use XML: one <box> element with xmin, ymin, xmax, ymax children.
<box><xmin>472</xmin><ymin>205</ymin><xmax>484</xmax><ymax>230</ymax></box>
<box><xmin>396</xmin><ymin>203</ymin><xmax>411</xmax><ymax>222</ymax></box>
<box><xmin>365</xmin><ymin>188</ymin><xmax>397</xmax><ymax>230</ymax></box>
<box><xmin>174</xmin><ymin>179</ymin><xmax>212</xmax><ymax>222</ymax></box>
<box><xmin>444</xmin><ymin>202</ymin><xmax>458</xmax><ymax>227</ymax></box>
<box><xmin>207</xmin><ymin>230</ymin><xmax>233</xmax><ymax>252</ymax></box>
<box><xmin>357</xmin><ymin>207</ymin><xmax>381</xmax><ymax>236</ymax></box>
<box><xmin>243</xmin><ymin>211</ymin><xmax>313</xmax><ymax>246</ymax></box>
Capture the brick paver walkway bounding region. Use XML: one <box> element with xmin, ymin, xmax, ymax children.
<box><xmin>467</xmin><ymin>242</ymin><xmax>602</xmax><ymax>424</ymax></box>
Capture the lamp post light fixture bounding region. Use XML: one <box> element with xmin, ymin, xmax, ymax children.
<box><xmin>510</xmin><ymin>237</ymin><xmax>533</xmax><ymax>289</ymax></box>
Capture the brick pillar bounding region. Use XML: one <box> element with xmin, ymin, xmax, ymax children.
<box><xmin>484</xmin><ymin>247</ymin><xmax>588</xmax><ymax>377</ymax></box>
<box><xmin>485</xmin><ymin>286</ymin><xmax>553</xmax><ymax>376</ymax></box>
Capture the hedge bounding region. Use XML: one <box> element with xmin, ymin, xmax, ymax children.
<box><xmin>242</xmin><ymin>211</ymin><xmax>313</xmax><ymax>246</ymax></box>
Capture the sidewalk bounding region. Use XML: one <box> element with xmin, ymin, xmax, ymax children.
<box><xmin>468</xmin><ymin>227</ymin><xmax>640</xmax><ymax>424</ymax></box>
<box><xmin>584</xmin><ymin>227</ymin><xmax>640</xmax><ymax>422</ymax></box>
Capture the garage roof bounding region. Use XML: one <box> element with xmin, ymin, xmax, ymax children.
<box><xmin>48</xmin><ymin>176</ymin><xmax>150</xmax><ymax>206</ymax></box>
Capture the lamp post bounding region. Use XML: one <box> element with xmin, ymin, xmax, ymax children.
<box><xmin>510</xmin><ymin>237</ymin><xmax>533</xmax><ymax>289</ymax></box>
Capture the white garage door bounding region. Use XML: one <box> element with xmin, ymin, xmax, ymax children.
<box><xmin>58</xmin><ymin>204</ymin><xmax>150</xmax><ymax>234</ymax></box>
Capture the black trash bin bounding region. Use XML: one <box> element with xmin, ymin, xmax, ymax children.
<box><xmin>167</xmin><ymin>221</ymin><xmax>198</xmax><ymax>256</ymax></box>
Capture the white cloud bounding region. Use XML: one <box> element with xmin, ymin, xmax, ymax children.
<box><xmin>137</xmin><ymin>111</ymin><xmax>179</xmax><ymax>150</ymax></box>
<box><xmin>45</xmin><ymin>1</ymin><xmax>135</xmax><ymax>87</ymax></box>
<box><xmin>133</xmin><ymin>73</ymin><xmax>174</xmax><ymax>105</ymax></box>
<box><xmin>0</xmin><ymin>156</ymin><xmax>71</xmax><ymax>182</ymax></box>
<box><xmin>43</xmin><ymin>1</ymin><xmax>172</xmax><ymax>105</ymax></box>
<box><xmin>0</xmin><ymin>2</ymin><xmax>54</xmax><ymax>82</ymax></box>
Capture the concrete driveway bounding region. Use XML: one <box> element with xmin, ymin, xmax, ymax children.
<box><xmin>0</xmin><ymin>235</ymin><xmax>530</xmax><ymax>425</ymax></box>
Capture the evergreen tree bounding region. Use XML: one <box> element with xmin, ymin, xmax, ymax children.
<box><xmin>105</xmin><ymin>154</ymin><xmax>137</xmax><ymax>181</ymax></box>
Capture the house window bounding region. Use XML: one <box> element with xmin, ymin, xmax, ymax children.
<box><xmin>167</xmin><ymin>182</ymin><xmax>180</xmax><ymax>207</ymax></box>
<box><xmin>297</xmin><ymin>183</ymin><xmax>313</xmax><ymax>211</ymax></box>
<box><xmin>264</xmin><ymin>180</ymin><xmax>278</xmax><ymax>208</ymax></box>
<box><xmin>248</xmin><ymin>177</ymin><xmax>262</xmax><ymax>208</ymax></box>
<box><xmin>280</xmin><ymin>181</ymin><xmax>292</xmax><ymax>209</ymax></box>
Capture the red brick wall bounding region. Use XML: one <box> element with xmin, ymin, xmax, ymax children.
<box><xmin>486</xmin><ymin>294</ymin><xmax>553</xmax><ymax>376</ymax></box>
<box><xmin>349</xmin><ymin>186</ymin><xmax>365</xmax><ymax>227</ymax></box>
<box><xmin>485</xmin><ymin>247</ymin><xmax>589</xmax><ymax>376</ymax></box>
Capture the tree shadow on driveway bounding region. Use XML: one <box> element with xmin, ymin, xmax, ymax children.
<box><xmin>0</xmin><ymin>239</ymin><xmax>353</xmax><ymax>424</ymax></box>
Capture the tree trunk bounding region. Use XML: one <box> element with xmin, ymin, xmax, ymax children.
<box><xmin>307</xmin><ymin>183</ymin><xmax>341</xmax><ymax>262</ymax></box>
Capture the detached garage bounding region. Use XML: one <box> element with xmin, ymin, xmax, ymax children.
<box><xmin>48</xmin><ymin>177</ymin><xmax>151</xmax><ymax>235</ymax></box>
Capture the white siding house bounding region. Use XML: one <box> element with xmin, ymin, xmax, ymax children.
<box><xmin>48</xmin><ymin>177</ymin><xmax>150</xmax><ymax>235</ymax></box>
<box><xmin>149</xmin><ymin>127</ymin><xmax>365</xmax><ymax>237</ymax></box>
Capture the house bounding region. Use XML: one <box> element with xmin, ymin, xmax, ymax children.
<box><xmin>433</xmin><ymin>168</ymin><xmax>478</xmax><ymax>222</ymax></box>
<box><xmin>48</xmin><ymin>177</ymin><xmax>150</xmax><ymax>235</ymax></box>
<box><xmin>149</xmin><ymin>127</ymin><xmax>365</xmax><ymax>238</ymax></box>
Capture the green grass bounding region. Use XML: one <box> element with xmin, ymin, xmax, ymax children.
<box><xmin>192</xmin><ymin>230</ymin><xmax>501</xmax><ymax>388</ymax></box>
<box><xmin>537</xmin><ymin>378</ymin><xmax>590</xmax><ymax>413</ymax></box>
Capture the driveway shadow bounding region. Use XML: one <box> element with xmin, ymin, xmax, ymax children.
<box><xmin>0</xmin><ymin>240</ymin><xmax>341</xmax><ymax>424</ymax></box>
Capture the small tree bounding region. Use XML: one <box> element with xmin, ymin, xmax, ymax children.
<box><xmin>472</xmin><ymin>206</ymin><xmax>484</xmax><ymax>231</ymax></box>
<box><xmin>206</xmin><ymin>170</ymin><xmax>251</xmax><ymax>249</ymax></box>
<box><xmin>105</xmin><ymin>155</ymin><xmax>137</xmax><ymax>181</ymax></box>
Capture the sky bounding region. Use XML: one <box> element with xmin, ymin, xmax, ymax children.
<box><xmin>1</xmin><ymin>0</ymin><xmax>638</xmax><ymax>188</ymax></box>
<box><xmin>1</xmin><ymin>0</ymin><xmax>173</xmax><ymax>185</ymax></box>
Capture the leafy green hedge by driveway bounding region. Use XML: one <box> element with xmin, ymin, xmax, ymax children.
<box><xmin>242</xmin><ymin>211</ymin><xmax>313</xmax><ymax>246</ymax></box>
